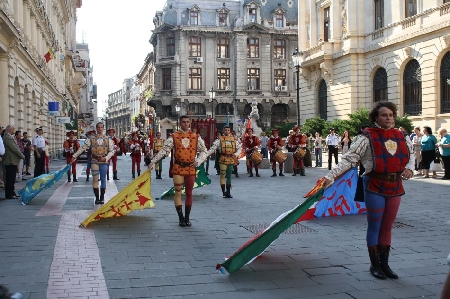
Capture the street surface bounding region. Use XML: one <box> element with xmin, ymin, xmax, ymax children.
<box><xmin>0</xmin><ymin>153</ymin><xmax>449</xmax><ymax>299</ymax></box>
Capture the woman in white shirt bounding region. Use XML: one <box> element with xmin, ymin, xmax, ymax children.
<box><xmin>314</xmin><ymin>132</ymin><xmax>322</xmax><ymax>167</ymax></box>
<box><xmin>412</xmin><ymin>126</ymin><xmax>422</xmax><ymax>175</ymax></box>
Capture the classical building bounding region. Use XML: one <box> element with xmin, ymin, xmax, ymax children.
<box><xmin>137</xmin><ymin>52</ymin><xmax>158</xmax><ymax>135</ymax></box>
<box><xmin>0</xmin><ymin>0</ymin><xmax>83</xmax><ymax>157</ymax></box>
<box><xmin>107</xmin><ymin>78</ymin><xmax>133</xmax><ymax>137</ymax></box>
<box><xmin>149</xmin><ymin>0</ymin><xmax>299</xmax><ymax>134</ymax></box>
<box><xmin>298</xmin><ymin>0</ymin><xmax>450</xmax><ymax>131</ymax></box>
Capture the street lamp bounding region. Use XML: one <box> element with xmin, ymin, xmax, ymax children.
<box><xmin>291</xmin><ymin>48</ymin><xmax>303</xmax><ymax>126</ymax></box>
<box><xmin>175</xmin><ymin>103</ymin><xmax>180</xmax><ymax>130</ymax></box>
<box><xmin>209</xmin><ymin>87</ymin><xmax>215</xmax><ymax>119</ymax></box>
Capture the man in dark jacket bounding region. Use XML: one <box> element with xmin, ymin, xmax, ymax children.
<box><xmin>3</xmin><ymin>125</ymin><xmax>25</xmax><ymax>199</ymax></box>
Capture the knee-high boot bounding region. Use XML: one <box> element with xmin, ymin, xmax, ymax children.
<box><xmin>368</xmin><ymin>246</ymin><xmax>386</xmax><ymax>279</ymax></box>
<box><xmin>73</xmin><ymin>174</ymin><xmax>78</xmax><ymax>182</ymax></box>
<box><xmin>300</xmin><ymin>167</ymin><xmax>306</xmax><ymax>176</ymax></box>
<box><xmin>271</xmin><ymin>169</ymin><xmax>277</xmax><ymax>177</ymax></box>
<box><xmin>86</xmin><ymin>171</ymin><xmax>90</xmax><ymax>181</ymax></box>
<box><xmin>137</xmin><ymin>170</ymin><xmax>140</xmax><ymax>176</ymax></box>
<box><xmin>100</xmin><ymin>188</ymin><xmax>106</xmax><ymax>204</ymax></box>
<box><xmin>225</xmin><ymin>184</ymin><xmax>233</xmax><ymax>198</ymax></box>
<box><xmin>234</xmin><ymin>166</ymin><xmax>239</xmax><ymax>178</ymax></box>
<box><xmin>132</xmin><ymin>171</ymin><xmax>135</xmax><ymax>179</ymax></box>
<box><xmin>221</xmin><ymin>184</ymin><xmax>226</xmax><ymax>198</ymax></box>
<box><xmin>255</xmin><ymin>168</ymin><xmax>260</xmax><ymax>177</ymax></box>
<box><xmin>67</xmin><ymin>171</ymin><xmax>71</xmax><ymax>182</ymax></box>
<box><xmin>185</xmin><ymin>205</ymin><xmax>192</xmax><ymax>227</ymax></box>
<box><xmin>113</xmin><ymin>171</ymin><xmax>119</xmax><ymax>180</ymax></box>
<box><xmin>176</xmin><ymin>205</ymin><xmax>186</xmax><ymax>227</ymax></box>
<box><xmin>106</xmin><ymin>171</ymin><xmax>109</xmax><ymax>180</ymax></box>
<box><xmin>93</xmin><ymin>188</ymin><xmax>100</xmax><ymax>204</ymax></box>
<box><xmin>155</xmin><ymin>170</ymin><xmax>158</xmax><ymax>179</ymax></box>
<box><xmin>379</xmin><ymin>245</ymin><xmax>398</xmax><ymax>279</ymax></box>
<box><xmin>158</xmin><ymin>170</ymin><xmax>162</xmax><ymax>179</ymax></box>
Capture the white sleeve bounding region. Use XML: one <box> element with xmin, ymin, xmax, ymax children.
<box><xmin>0</xmin><ymin>137</ymin><xmax>5</xmax><ymax>156</ymax></box>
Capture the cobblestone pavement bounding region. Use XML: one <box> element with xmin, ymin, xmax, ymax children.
<box><xmin>0</xmin><ymin>153</ymin><xmax>449</xmax><ymax>299</ymax></box>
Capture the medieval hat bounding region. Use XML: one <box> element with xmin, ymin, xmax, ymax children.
<box><xmin>293</xmin><ymin>125</ymin><xmax>300</xmax><ymax>131</ymax></box>
<box><xmin>87</xmin><ymin>130</ymin><xmax>96</xmax><ymax>135</ymax></box>
<box><xmin>107</xmin><ymin>128</ymin><xmax>115</xmax><ymax>134</ymax></box>
<box><xmin>246</xmin><ymin>127</ymin><xmax>253</xmax><ymax>133</ymax></box>
<box><xmin>271</xmin><ymin>128</ymin><xmax>279</xmax><ymax>134</ymax></box>
<box><xmin>66</xmin><ymin>130</ymin><xmax>75</xmax><ymax>137</ymax></box>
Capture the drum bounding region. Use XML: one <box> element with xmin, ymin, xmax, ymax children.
<box><xmin>249</xmin><ymin>150</ymin><xmax>263</xmax><ymax>165</ymax></box>
<box><xmin>294</xmin><ymin>147</ymin><xmax>306</xmax><ymax>160</ymax></box>
<box><xmin>273</xmin><ymin>150</ymin><xmax>287</xmax><ymax>164</ymax></box>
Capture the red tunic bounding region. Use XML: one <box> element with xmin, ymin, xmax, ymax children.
<box><xmin>267</xmin><ymin>136</ymin><xmax>283</xmax><ymax>153</ymax></box>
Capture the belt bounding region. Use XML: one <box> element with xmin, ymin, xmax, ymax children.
<box><xmin>221</xmin><ymin>153</ymin><xmax>234</xmax><ymax>158</ymax></box>
<box><xmin>92</xmin><ymin>155</ymin><xmax>106</xmax><ymax>160</ymax></box>
<box><xmin>367</xmin><ymin>172</ymin><xmax>401</xmax><ymax>182</ymax></box>
<box><xmin>174</xmin><ymin>160</ymin><xmax>194</xmax><ymax>167</ymax></box>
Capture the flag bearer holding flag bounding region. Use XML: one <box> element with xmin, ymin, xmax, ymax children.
<box><xmin>63</xmin><ymin>131</ymin><xmax>80</xmax><ymax>182</ymax></box>
<box><xmin>73</xmin><ymin>122</ymin><xmax>114</xmax><ymax>204</ymax></box>
<box><xmin>323</xmin><ymin>102</ymin><xmax>414</xmax><ymax>280</ymax></box>
<box><xmin>205</xmin><ymin>126</ymin><xmax>242</xmax><ymax>198</ymax></box>
<box><xmin>148</xmin><ymin>115</ymin><xmax>209</xmax><ymax>227</ymax></box>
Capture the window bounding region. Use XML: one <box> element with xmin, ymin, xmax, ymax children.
<box><xmin>446</xmin><ymin>0</ymin><xmax>450</xmax><ymax>3</ymax></box>
<box><xmin>440</xmin><ymin>51</ymin><xmax>450</xmax><ymax>113</ymax></box>
<box><xmin>190</xmin><ymin>11</ymin><xmax>198</xmax><ymax>25</ymax></box>
<box><xmin>405</xmin><ymin>0</ymin><xmax>417</xmax><ymax>18</ymax></box>
<box><xmin>274</xmin><ymin>40</ymin><xmax>286</xmax><ymax>59</ymax></box>
<box><xmin>403</xmin><ymin>59</ymin><xmax>422</xmax><ymax>116</ymax></box>
<box><xmin>247</xmin><ymin>68</ymin><xmax>260</xmax><ymax>90</ymax></box>
<box><xmin>270</xmin><ymin>104</ymin><xmax>288</xmax><ymax>125</ymax></box>
<box><xmin>249</xmin><ymin>8</ymin><xmax>257</xmax><ymax>22</ymax></box>
<box><xmin>188</xmin><ymin>103</ymin><xmax>206</xmax><ymax>115</ymax></box>
<box><xmin>162</xmin><ymin>68</ymin><xmax>171</xmax><ymax>90</ymax></box>
<box><xmin>166</xmin><ymin>37</ymin><xmax>175</xmax><ymax>56</ymax></box>
<box><xmin>318</xmin><ymin>79</ymin><xmax>327</xmax><ymax>120</ymax></box>
<box><xmin>373</xmin><ymin>68</ymin><xmax>388</xmax><ymax>102</ymax></box>
<box><xmin>247</xmin><ymin>38</ymin><xmax>259</xmax><ymax>58</ymax></box>
<box><xmin>375</xmin><ymin>0</ymin><xmax>384</xmax><ymax>30</ymax></box>
<box><xmin>189</xmin><ymin>68</ymin><xmax>202</xmax><ymax>90</ymax></box>
<box><xmin>189</xmin><ymin>36</ymin><xmax>201</xmax><ymax>57</ymax></box>
<box><xmin>216</xmin><ymin>103</ymin><xmax>234</xmax><ymax>115</ymax></box>
<box><xmin>275</xmin><ymin>14</ymin><xmax>283</xmax><ymax>27</ymax></box>
<box><xmin>217</xmin><ymin>38</ymin><xmax>229</xmax><ymax>58</ymax></box>
<box><xmin>324</xmin><ymin>7</ymin><xmax>330</xmax><ymax>42</ymax></box>
<box><xmin>219</xmin><ymin>13</ymin><xmax>227</xmax><ymax>26</ymax></box>
<box><xmin>217</xmin><ymin>68</ymin><xmax>230</xmax><ymax>90</ymax></box>
<box><xmin>274</xmin><ymin>69</ymin><xmax>286</xmax><ymax>87</ymax></box>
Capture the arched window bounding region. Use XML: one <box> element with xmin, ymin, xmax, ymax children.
<box><xmin>216</xmin><ymin>103</ymin><xmax>234</xmax><ymax>115</ymax></box>
<box><xmin>373</xmin><ymin>67</ymin><xmax>388</xmax><ymax>102</ymax></box>
<box><xmin>441</xmin><ymin>51</ymin><xmax>450</xmax><ymax>114</ymax></box>
<box><xmin>270</xmin><ymin>104</ymin><xmax>288</xmax><ymax>125</ymax></box>
<box><xmin>188</xmin><ymin>103</ymin><xmax>206</xmax><ymax>116</ymax></box>
<box><xmin>403</xmin><ymin>59</ymin><xmax>422</xmax><ymax>116</ymax></box>
<box><xmin>318</xmin><ymin>80</ymin><xmax>327</xmax><ymax>120</ymax></box>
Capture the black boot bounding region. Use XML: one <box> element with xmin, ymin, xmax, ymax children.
<box><xmin>271</xmin><ymin>169</ymin><xmax>277</xmax><ymax>177</ymax></box>
<box><xmin>185</xmin><ymin>205</ymin><xmax>192</xmax><ymax>227</ymax></box>
<box><xmin>158</xmin><ymin>170</ymin><xmax>162</xmax><ymax>179</ymax></box>
<box><xmin>176</xmin><ymin>205</ymin><xmax>186</xmax><ymax>227</ymax></box>
<box><xmin>73</xmin><ymin>174</ymin><xmax>78</xmax><ymax>182</ymax></box>
<box><xmin>368</xmin><ymin>246</ymin><xmax>387</xmax><ymax>279</ymax></box>
<box><xmin>255</xmin><ymin>169</ymin><xmax>260</xmax><ymax>177</ymax></box>
<box><xmin>300</xmin><ymin>167</ymin><xmax>306</xmax><ymax>176</ymax></box>
<box><xmin>107</xmin><ymin>172</ymin><xmax>110</xmax><ymax>180</ymax></box>
<box><xmin>379</xmin><ymin>245</ymin><xmax>398</xmax><ymax>279</ymax></box>
<box><xmin>279</xmin><ymin>171</ymin><xmax>285</xmax><ymax>176</ymax></box>
<box><xmin>249</xmin><ymin>171</ymin><xmax>253</xmax><ymax>177</ymax></box>
<box><xmin>292</xmin><ymin>169</ymin><xmax>297</xmax><ymax>176</ymax></box>
<box><xmin>86</xmin><ymin>172</ymin><xmax>90</xmax><ymax>181</ymax></box>
<box><xmin>67</xmin><ymin>173</ymin><xmax>71</xmax><ymax>182</ymax></box>
<box><xmin>225</xmin><ymin>184</ymin><xmax>233</xmax><ymax>198</ymax></box>
<box><xmin>100</xmin><ymin>188</ymin><xmax>106</xmax><ymax>204</ymax></box>
<box><xmin>132</xmin><ymin>171</ymin><xmax>135</xmax><ymax>179</ymax></box>
<box><xmin>137</xmin><ymin>170</ymin><xmax>140</xmax><ymax>177</ymax></box>
<box><xmin>94</xmin><ymin>188</ymin><xmax>100</xmax><ymax>204</ymax></box>
<box><xmin>155</xmin><ymin>170</ymin><xmax>159</xmax><ymax>179</ymax></box>
<box><xmin>113</xmin><ymin>171</ymin><xmax>119</xmax><ymax>180</ymax></box>
<box><xmin>221</xmin><ymin>184</ymin><xmax>226</xmax><ymax>198</ymax></box>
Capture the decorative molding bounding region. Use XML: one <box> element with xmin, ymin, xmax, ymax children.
<box><xmin>443</xmin><ymin>34</ymin><xmax>450</xmax><ymax>48</ymax></box>
<box><xmin>320</xmin><ymin>61</ymin><xmax>333</xmax><ymax>85</ymax></box>
<box><xmin>404</xmin><ymin>46</ymin><xmax>412</xmax><ymax>57</ymax></box>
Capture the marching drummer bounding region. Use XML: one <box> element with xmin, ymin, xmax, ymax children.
<box><xmin>243</xmin><ymin>128</ymin><xmax>261</xmax><ymax>177</ymax></box>
<box><xmin>268</xmin><ymin>129</ymin><xmax>285</xmax><ymax>177</ymax></box>
<box><xmin>205</xmin><ymin>125</ymin><xmax>242</xmax><ymax>198</ymax></box>
<box><xmin>289</xmin><ymin>125</ymin><xmax>307</xmax><ymax>176</ymax></box>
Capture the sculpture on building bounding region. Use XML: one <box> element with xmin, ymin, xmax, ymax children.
<box><xmin>249</xmin><ymin>99</ymin><xmax>262</xmax><ymax>137</ymax></box>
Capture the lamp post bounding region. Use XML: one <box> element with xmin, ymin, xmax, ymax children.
<box><xmin>291</xmin><ymin>48</ymin><xmax>303</xmax><ymax>126</ymax></box>
<box><xmin>209</xmin><ymin>87</ymin><xmax>215</xmax><ymax>119</ymax></box>
<box><xmin>175</xmin><ymin>103</ymin><xmax>180</xmax><ymax>130</ymax></box>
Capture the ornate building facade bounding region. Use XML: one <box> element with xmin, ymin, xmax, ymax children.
<box><xmin>107</xmin><ymin>78</ymin><xmax>132</xmax><ymax>137</ymax></box>
<box><xmin>298</xmin><ymin>0</ymin><xmax>450</xmax><ymax>131</ymax></box>
<box><xmin>0</xmin><ymin>0</ymin><xmax>83</xmax><ymax>157</ymax></box>
<box><xmin>149</xmin><ymin>0</ymin><xmax>299</xmax><ymax>132</ymax></box>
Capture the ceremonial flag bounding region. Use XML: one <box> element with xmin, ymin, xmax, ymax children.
<box><xmin>19</xmin><ymin>164</ymin><xmax>71</xmax><ymax>205</ymax></box>
<box><xmin>216</xmin><ymin>178</ymin><xmax>325</xmax><ymax>274</ymax></box>
<box><xmin>44</xmin><ymin>47</ymin><xmax>55</xmax><ymax>63</ymax></box>
<box><xmin>80</xmin><ymin>170</ymin><xmax>155</xmax><ymax>227</ymax></box>
<box><xmin>158</xmin><ymin>164</ymin><xmax>211</xmax><ymax>199</ymax></box>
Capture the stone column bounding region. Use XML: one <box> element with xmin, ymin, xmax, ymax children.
<box><xmin>0</xmin><ymin>53</ymin><xmax>10</xmax><ymax>123</ymax></box>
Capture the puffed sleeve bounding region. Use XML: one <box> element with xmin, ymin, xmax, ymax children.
<box><xmin>195</xmin><ymin>135</ymin><xmax>209</xmax><ymax>165</ymax></box>
<box><xmin>202</xmin><ymin>138</ymin><xmax>221</xmax><ymax>163</ymax></box>
<box><xmin>151</xmin><ymin>136</ymin><xmax>174</xmax><ymax>164</ymax></box>
<box><xmin>73</xmin><ymin>137</ymin><xmax>91</xmax><ymax>159</ymax></box>
<box><xmin>105</xmin><ymin>137</ymin><xmax>115</xmax><ymax>162</ymax></box>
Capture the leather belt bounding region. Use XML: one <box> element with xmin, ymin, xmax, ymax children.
<box><xmin>221</xmin><ymin>153</ymin><xmax>234</xmax><ymax>158</ymax></box>
<box><xmin>174</xmin><ymin>160</ymin><xmax>194</xmax><ymax>167</ymax></box>
<box><xmin>367</xmin><ymin>172</ymin><xmax>401</xmax><ymax>182</ymax></box>
<box><xmin>92</xmin><ymin>155</ymin><xmax>106</xmax><ymax>160</ymax></box>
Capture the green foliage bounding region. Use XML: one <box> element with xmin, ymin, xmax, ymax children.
<box><xmin>301</xmin><ymin>116</ymin><xmax>327</xmax><ymax>136</ymax></box>
<box><xmin>394</xmin><ymin>114</ymin><xmax>414</xmax><ymax>134</ymax></box>
<box><xmin>268</xmin><ymin>121</ymin><xmax>296</xmax><ymax>137</ymax></box>
<box><xmin>145</xmin><ymin>90</ymin><xmax>153</xmax><ymax>99</ymax></box>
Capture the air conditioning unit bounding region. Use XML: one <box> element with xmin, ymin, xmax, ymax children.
<box><xmin>278</xmin><ymin>55</ymin><xmax>284</xmax><ymax>59</ymax></box>
<box><xmin>275</xmin><ymin>86</ymin><xmax>281</xmax><ymax>91</ymax></box>
<box><xmin>225</xmin><ymin>86</ymin><xmax>231</xmax><ymax>91</ymax></box>
<box><xmin>281</xmin><ymin>86</ymin><xmax>288</xmax><ymax>91</ymax></box>
<box><xmin>196</xmin><ymin>57</ymin><xmax>203</xmax><ymax>63</ymax></box>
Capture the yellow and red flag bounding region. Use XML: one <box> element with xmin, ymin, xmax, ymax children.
<box><xmin>80</xmin><ymin>169</ymin><xmax>155</xmax><ymax>227</ymax></box>
<box><xmin>44</xmin><ymin>48</ymin><xmax>55</xmax><ymax>63</ymax></box>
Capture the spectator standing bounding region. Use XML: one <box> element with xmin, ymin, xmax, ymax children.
<box><xmin>285</xmin><ymin>130</ymin><xmax>294</xmax><ymax>152</ymax></box>
<box><xmin>325</xmin><ymin>128</ymin><xmax>340</xmax><ymax>170</ymax></box>
<box><xmin>21</xmin><ymin>132</ymin><xmax>32</xmax><ymax>175</ymax></box>
<box><xmin>3</xmin><ymin>125</ymin><xmax>25</xmax><ymax>199</ymax></box>
<box><xmin>340</xmin><ymin>130</ymin><xmax>352</xmax><ymax>155</ymax></box>
<box><xmin>260</xmin><ymin>131</ymin><xmax>269</xmax><ymax>159</ymax></box>
<box><xmin>32</xmin><ymin>127</ymin><xmax>46</xmax><ymax>177</ymax></box>
<box><xmin>314</xmin><ymin>132</ymin><xmax>323</xmax><ymax>167</ymax></box>
<box><xmin>14</xmin><ymin>131</ymin><xmax>25</xmax><ymax>182</ymax></box>
<box><xmin>420</xmin><ymin>126</ymin><xmax>438</xmax><ymax>178</ymax></box>
<box><xmin>437</xmin><ymin>128</ymin><xmax>450</xmax><ymax>180</ymax></box>
<box><xmin>44</xmin><ymin>140</ymin><xmax>51</xmax><ymax>174</ymax></box>
<box><xmin>412</xmin><ymin>126</ymin><xmax>422</xmax><ymax>175</ymax></box>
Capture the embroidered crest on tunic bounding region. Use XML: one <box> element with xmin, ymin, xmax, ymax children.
<box><xmin>384</xmin><ymin>139</ymin><xmax>397</xmax><ymax>156</ymax></box>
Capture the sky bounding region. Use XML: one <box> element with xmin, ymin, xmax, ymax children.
<box><xmin>76</xmin><ymin>0</ymin><xmax>167</xmax><ymax>115</ymax></box>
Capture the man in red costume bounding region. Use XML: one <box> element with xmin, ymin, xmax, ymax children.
<box><xmin>128</xmin><ymin>131</ymin><xmax>143</xmax><ymax>179</ymax></box>
<box><xmin>243</xmin><ymin>128</ymin><xmax>261</xmax><ymax>177</ymax></box>
<box><xmin>63</xmin><ymin>131</ymin><xmax>80</xmax><ymax>182</ymax></box>
<box><xmin>289</xmin><ymin>125</ymin><xmax>307</xmax><ymax>176</ymax></box>
<box><xmin>107</xmin><ymin>128</ymin><xmax>120</xmax><ymax>180</ymax></box>
<box><xmin>267</xmin><ymin>129</ymin><xmax>285</xmax><ymax>177</ymax></box>
<box><xmin>85</xmin><ymin>130</ymin><xmax>95</xmax><ymax>181</ymax></box>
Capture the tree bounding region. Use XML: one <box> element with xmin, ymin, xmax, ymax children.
<box><xmin>301</xmin><ymin>116</ymin><xmax>327</xmax><ymax>136</ymax></box>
